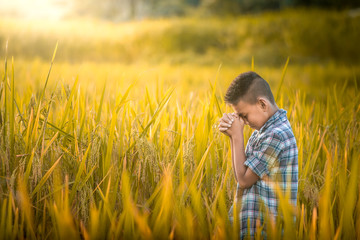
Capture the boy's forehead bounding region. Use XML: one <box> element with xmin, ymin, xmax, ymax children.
<box><xmin>232</xmin><ymin>100</ymin><xmax>250</xmax><ymax>113</ymax></box>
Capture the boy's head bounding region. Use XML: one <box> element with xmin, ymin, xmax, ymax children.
<box><xmin>225</xmin><ymin>71</ymin><xmax>278</xmax><ymax>130</ymax></box>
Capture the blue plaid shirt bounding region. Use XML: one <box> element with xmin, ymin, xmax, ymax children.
<box><xmin>229</xmin><ymin>109</ymin><xmax>298</xmax><ymax>239</ymax></box>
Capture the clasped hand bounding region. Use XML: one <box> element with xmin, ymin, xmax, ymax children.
<box><xmin>218</xmin><ymin>112</ymin><xmax>244</xmax><ymax>137</ymax></box>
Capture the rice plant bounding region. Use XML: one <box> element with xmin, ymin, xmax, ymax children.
<box><xmin>0</xmin><ymin>16</ymin><xmax>359</xmax><ymax>240</ymax></box>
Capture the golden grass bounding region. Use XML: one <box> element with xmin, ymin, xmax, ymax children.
<box><xmin>0</xmin><ymin>10</ymin><xmax>359</xmax><ymax>239</ymax></box>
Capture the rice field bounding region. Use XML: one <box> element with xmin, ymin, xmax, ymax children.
<box><xmin>0</xmin><ymin>8</ymin><xmax>360</xmax><ymax>239</ymax></box>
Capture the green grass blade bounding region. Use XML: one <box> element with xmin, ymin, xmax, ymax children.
<box><xmin>24</xmin><ymin>150</ymin><xmax>35</xmax><ymax>183</ymax></box>
<box><xmin>116</xmin><ymin>81</ymin><xmax>136</xmax><ymax>113</ymax></box>
<box><xmin>1</xmin><ymin>41</ymin><xmax>8</xmax><ymax>147</ymax></box>
<box><xmin>103</xmin><ymin>108</ymin><xmax>117</xmax><ymax>177</ymax></box>
<box><xmin>37</xmin><ymin>42</ymin><xmax>58</xmax><ymax>113</ymax></box>
<box><xmin>139</xmin><ymin>87</ymin><xmax>174</xmax><ymax>138</ymax></box>
<box><xmin>10</xmin><ymin>57</ymin><xmax>15</xmax><ymax>164</ymax></box>
<box><xmin>31</xmin><ymin>155</ymin><xmax>62</xmax><ymax>198</ymax></box>
<box><xmin>275</xmin><ymin>57</ymin><xmax>290</xmax><ymax>102</ymax></box>
<box><xmin>69</xmin><ymin>143</ymin><xmax>92</xmax><ymax>203</ymax></box>
<box><xmin>96</xmin><ymin>80</ymin><xmax>106</xmax><ymax>125</ymax></box>
<box><xmin>187</xmin><ymin>141</ymin><xmax>213</xmax><ymax>195</ymax></box>
<box><xmin>39</xmin><ymin>118</ymin><xmax>75</xmax><ymax>141</ymax></box>
<box><xmin>60</xmin><ymin>76</ymin><xmax>79</xmax><ymax>128</ymax></box>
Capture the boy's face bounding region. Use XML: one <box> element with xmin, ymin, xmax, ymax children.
<box><xmin>231</xmin><ymin>98</ymin><xmax>269</xmax><ymax>131</ymax></box>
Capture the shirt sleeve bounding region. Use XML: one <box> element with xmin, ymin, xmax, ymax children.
<box><xmin>244</xmin><ymin>131</ymin><xmax>284</xmax><ymax>178</ymax></box>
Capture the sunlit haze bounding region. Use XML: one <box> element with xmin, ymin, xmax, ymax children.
<box><xmin>0</xmin><ymin>0</ymin><xmax>71</xmax><ymax>20</ymax></box>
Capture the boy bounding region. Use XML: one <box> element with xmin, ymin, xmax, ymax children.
<box><xmin>218</xmin><ymin>71</ymin><xmax>298</xmax><ymax>239</ymax></box>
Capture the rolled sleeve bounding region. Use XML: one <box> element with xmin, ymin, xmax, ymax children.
<box><xmin>244</xmin><ymin>132</ymin><xmax>284</xmax><ymax>178</ymax></box>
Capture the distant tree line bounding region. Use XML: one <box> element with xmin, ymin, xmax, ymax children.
<box><xmin>73</xmin><ymin>0</ymin><xmax>360</xmax><ymax>20</ymax></box>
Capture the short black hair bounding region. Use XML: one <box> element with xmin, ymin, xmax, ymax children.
<box><xmin>224</xmin><ymin>71</ymin><xmax>275</xmax><ymax>105</ymax></box>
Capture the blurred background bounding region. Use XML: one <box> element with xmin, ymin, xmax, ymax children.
<box><xmin>1</xmin><ymin>0</ymin><xmax>360</xmax><ymax>20</ymax></box>
<box><xmin>0</xmin><ymin>0</ymin><xmax>359</xmax><ymax>98</ymax></box>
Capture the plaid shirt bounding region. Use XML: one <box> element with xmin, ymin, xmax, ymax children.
<box><xmin>229</xmin><ymin>109</ymin><xmax>298</xmax><ymax>239</ymax></box>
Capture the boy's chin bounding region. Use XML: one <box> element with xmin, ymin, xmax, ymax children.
<box><xmin>248</xmin><ymin>125</ymin><xmax>259</xmax><ymax>131</ymax></box>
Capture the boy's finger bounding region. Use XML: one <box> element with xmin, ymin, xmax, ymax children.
<box><xmin>222</xmin><ymin>113</ymin><xmax>233</xmax><ymax>124</ymax></box>
<box><xmin>227</xmin><ymin>113</ymin><xmax>235</xmax><ymax>122</ymax></box>
<box><xmin>219</xmin><ymin>122</ymin><xmax>232</xmax><ymax>128</ymax></box>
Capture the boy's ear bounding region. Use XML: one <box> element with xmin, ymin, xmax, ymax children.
<box><xmin>257</xmin><ymin>98</ymin><xmax>267</xmax><ymax>111</ymax></box>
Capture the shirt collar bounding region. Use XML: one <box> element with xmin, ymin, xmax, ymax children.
<box><xmin>259</xmin><ymin>108</ymin><xmax>287</xmax><ymax>134</ymax></box>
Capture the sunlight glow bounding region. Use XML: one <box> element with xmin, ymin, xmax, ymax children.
<box><xmin>0</xmin><ymin>0</ymin><xmax>71</xmax><ymax>20</ymax></box>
